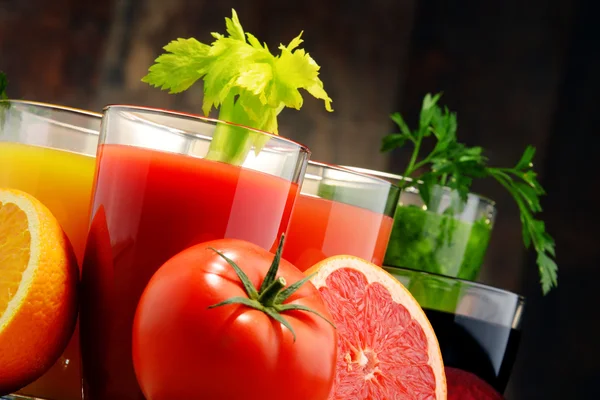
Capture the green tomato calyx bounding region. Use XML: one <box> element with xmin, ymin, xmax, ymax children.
<box><xmin>208</xmin><ymin>234</ymin><xmax>335</xmax><ymax>341</ymax></box>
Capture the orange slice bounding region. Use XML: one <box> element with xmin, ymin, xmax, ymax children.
<box><xmin>0</xmin><ymin>188</ymin><xmax>78</xmax><ymax>395</ymax></box>
<box><xmin>307</xmin><ymin>255</ymin><xmax>447</xmax><ymax>399</ymax></box>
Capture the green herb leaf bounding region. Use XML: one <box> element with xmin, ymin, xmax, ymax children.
<box><xmin>487</xmin><ymin>146</ymin><xmax>558</xmax><ymax>294</ymax></box>
<box><xmin>381</xmin><ymin>134</ymin><xmax>408</xmax><ymax>152</ymax></box>
<box><xmin>0</xmin><ymin>72</ymin><xmax>8</xmax><ymax>100</ymax></box>
<box><xmin>143</xmin><ymin>9</ymin><xmax>333</xmax><ymax>165</ymax></box>
<box><xmin>537</xmin><ymin>252</ymin><xmax>558</xmax><ymax>294</ymax></box>
<box><xmin>419</xmin><ymin>93</ymin><xmax>443</xmax><ymax>136</ymax></box>
<box><xmin>515</xmin><ymin>145</ymin><xmax>536</xmax><ymax>170</ymax></box>
<box><xmin>381</xmin><ymin>93</ymin><xmax>558</xmax><ymax>294</ymax></box>
<box><xmin>381</xmin><ymin>111</ymin><xmax>417</xmax><ymax>152</ymax></box>
<box><xmin>390</xmin><ymin>112</ymin><xmax>412</xmax><ymax>138</ymax></box>
<box><xmin>418</xmin><ymin>173</ymin><xmax>437</xmax><ymax>209</ymax></box>
<box><xmin>142</xmin><ymin>38</ymin><xmax>210</xmax><ymax>94</ymax></box>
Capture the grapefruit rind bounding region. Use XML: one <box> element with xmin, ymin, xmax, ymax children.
<box><xmin>307</xmin><ymin>255</ymin><xmax>447</xmax><ymax>400</ymax></box>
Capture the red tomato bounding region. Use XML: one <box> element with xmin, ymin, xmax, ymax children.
<box><xmin>132</xmin><ymin>238</ymin><xmax>337</xmax><ymax>400</ymax></box>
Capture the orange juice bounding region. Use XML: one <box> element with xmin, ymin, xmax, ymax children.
<box><xmin>0</xmin><ymin>142</ymin><xmax>95</xmax><ymax>263</ymax></box>
<box><xmin>0</xmin><ymin>142</ymin><xmax>96</xmax><ymax>400</ymax></box>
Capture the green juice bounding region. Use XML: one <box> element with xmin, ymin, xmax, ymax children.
<box><xmin>341</xmin><ymin>167</ymin><xmax>496</xmax><ymax>284</ymax></box>
<box><xmin>384</xmin><ymin>205</ymin><xmax>493</xmax><ymax>281</ymax></box>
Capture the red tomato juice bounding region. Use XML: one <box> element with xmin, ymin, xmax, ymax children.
<box><xmin>282</xmin><ymin>194</ymin><xmax>394</xmax><ymax>271</ymax></box>
<box><xmin>80</xmin><ymin>144</ymin><xmax>299</xmax><ymax>400</ymax></box>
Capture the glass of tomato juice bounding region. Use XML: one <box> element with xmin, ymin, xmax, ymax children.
<box><xmin>0</xmin><ymin>100</ymin><xmax>100</xmax><ymax>400</ymax></box>
<box><xmin>79</xmin><ymin>105</ymin><xmax>310</xmax><ymax>400</ymax></box>
<box><xmin>281</xmin><ymin>161</ymin><xmax>400</xmax><ymax>271</ymax></box>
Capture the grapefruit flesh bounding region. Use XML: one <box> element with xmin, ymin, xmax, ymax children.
<box><xmin>308</xmin><ymin>256</ymin><xmax>446</xmax><ymax>399</ymax></box>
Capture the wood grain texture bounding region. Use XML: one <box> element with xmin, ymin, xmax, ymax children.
<box><xmin>0</xmin><ymin>0</ymin><xmax>112</xmax><ymax>102</ymax></box>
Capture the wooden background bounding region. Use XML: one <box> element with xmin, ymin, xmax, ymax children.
<box><xmin>1</xmin><ymin>0</ymin><xmax>598</xmax><ymax>397</ymax></box>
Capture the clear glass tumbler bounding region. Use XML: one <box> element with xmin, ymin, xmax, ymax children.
<box><xmin>345</xmin><ymin>166</ymin><xmax>496</xmax><ymax>281</ymax></box>
<box><xmin>79</xmin><ymin>105</ymin><xmax>310</xmax><ymax>400</ymax></box>
<box><xmin>282</xmin><ymin>161</ymin><xmax>400</xmax><ymax>271</ymax></box>
<box><xmin>385</xmin><ymin>265</ymin><xmax>525</xmax><ymax>394</ymax></box>
<box><xmin>0</xmin><ymin>100</ymin><xmax>100</xmax><ymax>400</ymax></box>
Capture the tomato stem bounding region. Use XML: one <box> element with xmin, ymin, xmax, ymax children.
<box><xmin>258</xmin><ymin>277</ymin><xmax>287</xmax><ymax>307</ymax></box>
<box><xmin>208</xmin><ymin>234</ymin><xmax>335</xmax><ymax>342</ymax></box>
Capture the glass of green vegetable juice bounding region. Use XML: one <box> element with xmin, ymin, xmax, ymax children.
<box><xmin>345</xmin><ymin>167</ymin><xmax>496</xmax><ymax>281</ymax></box>
<box><xmin>79</xmin><ymin>106</ymin><xmax>309</xmax><ymax>400</ymax></box>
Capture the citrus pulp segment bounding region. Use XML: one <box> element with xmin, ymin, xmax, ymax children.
<box><xmin>0</xmin><ymin>188</ymin><xmax>78</xmax><ymax>394</ymax></box>
<box><xmin>307</xmin><ymin>255</ymin><xmax>446</xmax><ymax>399</ymax></box>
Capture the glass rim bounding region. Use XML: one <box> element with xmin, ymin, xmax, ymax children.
<box><xmin>343</xmin><ymin>165</ymin><xmax>496</xmax><ymax>208</ymax></box>
<box><xmin>309</xmin><ymin>160</ymin><xmax>401</xmax><ymax>190</ymax></box>
<box><xmin>103</xmin><ymin>104</ymin><xmax>311</xmax><ymax>155</ymax></box>
<box><xmin>3</xmin><ymin>99</ymin><xmax>103</xmax><ymax>121</ymax></box>
<box><xmin>383</xmin><ymin>264</ymin><xmax>526</xmax><ymax>304</ymax></box>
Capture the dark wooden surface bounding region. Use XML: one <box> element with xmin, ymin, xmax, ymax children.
<box><xmin>1</xmin><ymin>0</ymin><xmax>598</xmax><ymax>398</ymax></box>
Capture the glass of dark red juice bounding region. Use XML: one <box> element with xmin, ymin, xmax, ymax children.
<box><xmin>79</xmin><ymin>105</ymin><xmax>309</xmax><ymax>400</ymax></box>
<box><xmin>282</xmin><ymin>161</ymin><xmax>400</xmax><ymax>271</ymax></box>
<box><xmin>384</xmin><ymin>266</ymin><xmax>524</xmax><ymax>396</ymax></box>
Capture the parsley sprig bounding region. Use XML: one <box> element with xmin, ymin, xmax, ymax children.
<box><xmin>142</xmin><ymin>9</ymin><xmax>332</xmax><ymax>165</ymax></box>
<box><xmin>0</xmin><ymin>72</ymin><xmax>8</xmax><ymax>99</ymax></box>
<box><xmin>382</xmin><ymin>93</ymin><xmax>557</xmax><ymax>294</ymax></box>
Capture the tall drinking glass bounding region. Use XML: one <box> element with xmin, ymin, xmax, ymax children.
<box><xmin>385</xmin><ymin>266</ymin><xmax>525</xmax><ymax>395</ymax></box>
<box><xmin>80</xmin><ymin>105</ymin><xmax>309</xmax><ymax>400</ymax></box>
<box><xmin>282</xmin><ymin>162</ymin><xmax>400</xmax><ymax>271</ymax></box>
<box><xmin>345</xmin><ymin>167</ymin><xmax>496</xmax><ymax>281</ymax></box>
<box><xmin>0</xmin><ymin>100</ymin><xmax>100</xmax><ymax>400</ymax></box>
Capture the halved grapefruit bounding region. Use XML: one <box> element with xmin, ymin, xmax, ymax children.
<box><xmin>307</xmin><ymin>255</ymin><xmax>446</xmax><ymax>399</ymax></box>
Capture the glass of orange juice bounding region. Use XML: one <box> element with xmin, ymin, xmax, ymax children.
<box><xmin>0</xmin><ymin>100</ymin><xmax>100</xmax><ymax>400</ymax></box>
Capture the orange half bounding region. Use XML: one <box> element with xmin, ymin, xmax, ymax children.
<box><xmin>0</xmin><ymin>188</ymin><xmax>78</xmax><ymax>395</ymax></box>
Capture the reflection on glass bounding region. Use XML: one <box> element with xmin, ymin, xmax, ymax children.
<box><xmin>80</xmin><ymin>105</ymin><xmax>309</xmax><ymax>400</ymax></box>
